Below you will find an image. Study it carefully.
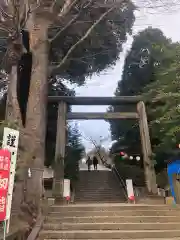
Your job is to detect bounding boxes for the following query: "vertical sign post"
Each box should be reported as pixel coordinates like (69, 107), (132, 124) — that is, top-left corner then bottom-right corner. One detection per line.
(2, 127), (19, 233)
(63, 179), (70, 202)
(126, 179), (135, 203)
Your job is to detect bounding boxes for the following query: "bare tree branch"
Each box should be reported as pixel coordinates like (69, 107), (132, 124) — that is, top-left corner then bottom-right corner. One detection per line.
(58, 0), (78, 18)
(50, 3), (118, 74)
(50, 0), (78, 19)
(30, 0), (42, 13)
(50, 0), (57, 12)
(80, 134), (108, 166)
(20, 0), (42, 28)
(0, 24), (11, 33)
(90, 138), (108, 166)
(49, 0), (98, 43)
(49, 13), (79, 43)
(83, 0), (93, 9)
(0, 4), (13, 20)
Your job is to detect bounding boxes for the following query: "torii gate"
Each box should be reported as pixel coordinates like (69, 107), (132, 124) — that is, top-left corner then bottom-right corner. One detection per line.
(48, 96), (158, 200)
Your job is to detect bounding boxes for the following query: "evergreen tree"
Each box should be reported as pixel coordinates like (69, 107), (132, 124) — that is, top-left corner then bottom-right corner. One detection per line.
(65, 124), (85, 182)
(142, 43), (180, 170)
(109, 27), (172, 167)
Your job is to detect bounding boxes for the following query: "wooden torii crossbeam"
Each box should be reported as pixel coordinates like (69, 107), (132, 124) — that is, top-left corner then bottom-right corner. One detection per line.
(48, 96), (158, 200)
(48, 96), (142, 105)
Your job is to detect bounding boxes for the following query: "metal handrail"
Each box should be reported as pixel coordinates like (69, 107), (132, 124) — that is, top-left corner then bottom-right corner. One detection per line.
(0, 227), (27, 240)
(111, 164), (128, 200)
(26, 182), (53, 240)
(27, 213), (44, 240)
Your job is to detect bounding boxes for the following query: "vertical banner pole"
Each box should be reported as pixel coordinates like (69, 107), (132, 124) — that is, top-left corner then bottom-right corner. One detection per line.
(0, 149), (11, 234)
(126, 179), (135, 203)
(2, 127), (19, 234)
(6, 219), (9, 234)
(3, 220), (6, 240)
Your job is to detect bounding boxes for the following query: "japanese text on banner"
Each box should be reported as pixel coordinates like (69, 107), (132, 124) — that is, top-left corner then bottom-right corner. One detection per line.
(0, 149), (11, 221)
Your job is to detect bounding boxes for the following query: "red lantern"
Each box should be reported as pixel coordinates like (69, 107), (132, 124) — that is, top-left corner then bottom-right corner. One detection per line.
(66, 196), (70, 201)
(129, 195), (135, 201)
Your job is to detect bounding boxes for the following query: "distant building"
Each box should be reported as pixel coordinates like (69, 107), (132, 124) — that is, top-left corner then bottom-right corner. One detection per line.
(43, 167), (54, 192)
(43, 167), (54, 179)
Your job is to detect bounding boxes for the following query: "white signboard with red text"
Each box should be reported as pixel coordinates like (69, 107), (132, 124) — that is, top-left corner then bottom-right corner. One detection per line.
(63, 179), (70, 199)
(126, 179), (135, 202)
(0, 149), (11, 221)
(2, 127), (19, 231)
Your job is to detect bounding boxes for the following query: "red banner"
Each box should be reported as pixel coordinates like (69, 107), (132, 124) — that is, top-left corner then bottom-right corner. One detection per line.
(0, 149), (11, 221)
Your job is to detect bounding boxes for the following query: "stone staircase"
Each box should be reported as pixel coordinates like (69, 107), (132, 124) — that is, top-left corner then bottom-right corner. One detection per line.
(74, 170), (126, 203)
(39, 203), (180, 239)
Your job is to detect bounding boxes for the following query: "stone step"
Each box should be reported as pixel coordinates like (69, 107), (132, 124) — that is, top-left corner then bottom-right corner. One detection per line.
(49, 210), (180, 217)
(78, 180), (115, 182)
(77, 181), (120, 184)
(75, 194), (124, 198)
(77, 186), (116, 189)
(76, 190), (124, 193)
(46, 215), (180, 224)
(75, 192), (124, 195)
(74, 199), (124, 202)
(74, 200), (124, 203)
(77, 181), (114, 183)
(76, 188), (123, 191)
(51, 203), (173, 211)
(77, 182), (120, 185)
(50, 204), (174, 212)
(79, 171), (112, 174)
(39, 229), (180, 239)
(75, 170), (126, 202)
(74, 198), (125, 200)
(74, 196), (123, 199)
(76, 186), (120, 188)
(76, 186), (121, 188)
(43, 238), (180, 240)
(43, 222), (180, 231)
(76, 191), (124, 194)
(75, 194), (124, 197)
(78, 180), (114, 182)
(76, 187), (122, 190)
(74, 196), (124, 200)
(77, 181), (117, 183)
(76, 190), (123, 193)
(75, 192), (123, 195)
(74, 200), (125, 203)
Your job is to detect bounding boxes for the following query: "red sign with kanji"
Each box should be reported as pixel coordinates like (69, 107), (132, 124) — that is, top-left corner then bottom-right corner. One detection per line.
(0, 149), (11, 221)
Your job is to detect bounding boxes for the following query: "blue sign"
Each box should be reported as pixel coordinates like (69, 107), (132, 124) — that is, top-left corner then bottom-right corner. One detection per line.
(167, 160), (180, 203)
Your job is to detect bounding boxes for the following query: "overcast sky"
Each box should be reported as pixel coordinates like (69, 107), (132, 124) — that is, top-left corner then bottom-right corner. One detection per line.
(66, 1), (180, 152)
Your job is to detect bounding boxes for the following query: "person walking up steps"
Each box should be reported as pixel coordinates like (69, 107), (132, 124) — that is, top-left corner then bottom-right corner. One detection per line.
(93, 156), (98, 170)
(86, 156), (92, 172)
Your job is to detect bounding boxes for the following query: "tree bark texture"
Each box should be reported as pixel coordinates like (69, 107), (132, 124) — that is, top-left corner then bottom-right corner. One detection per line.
(25, 16), (49, 209)
(5, 66), (25, 221)
(5, 66), (22, 126)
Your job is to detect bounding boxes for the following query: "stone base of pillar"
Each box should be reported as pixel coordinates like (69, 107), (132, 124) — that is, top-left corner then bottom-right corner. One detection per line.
(55, 196), (64, 204)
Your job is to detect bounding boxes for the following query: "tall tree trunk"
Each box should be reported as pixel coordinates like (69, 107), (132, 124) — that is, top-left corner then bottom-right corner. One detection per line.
(5, 66), (31, 223)
(6, 66), (22, 126)
(4, 16), (48, 224)
(25, 16), (49, 210)
(5, 66), (25, 222)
